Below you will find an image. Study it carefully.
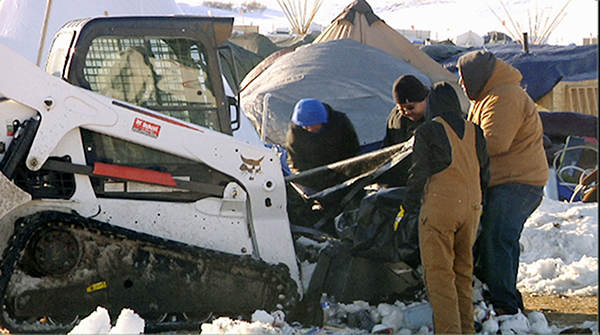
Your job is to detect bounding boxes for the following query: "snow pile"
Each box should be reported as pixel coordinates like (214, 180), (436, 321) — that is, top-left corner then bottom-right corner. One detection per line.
(199, 310), (290, 334)
(68, 307), (144, 334)
(519, 198), (598, 296)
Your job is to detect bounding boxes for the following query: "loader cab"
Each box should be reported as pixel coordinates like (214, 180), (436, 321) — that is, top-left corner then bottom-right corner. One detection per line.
(45, 16), (237, 135)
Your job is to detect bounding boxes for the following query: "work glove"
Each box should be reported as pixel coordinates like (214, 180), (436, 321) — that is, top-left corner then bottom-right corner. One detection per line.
(394, 205), (405, 231)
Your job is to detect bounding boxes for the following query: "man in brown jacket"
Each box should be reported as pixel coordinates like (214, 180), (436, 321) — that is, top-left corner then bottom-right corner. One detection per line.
(401, 82), (489, 334)
(458, 50), (549, 322)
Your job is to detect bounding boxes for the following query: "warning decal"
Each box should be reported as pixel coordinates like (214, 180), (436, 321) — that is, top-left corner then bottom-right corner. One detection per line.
(132, 118), (161, 138)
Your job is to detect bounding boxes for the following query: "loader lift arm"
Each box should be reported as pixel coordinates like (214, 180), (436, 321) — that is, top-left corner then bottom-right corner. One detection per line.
(0, 16), (302, 333)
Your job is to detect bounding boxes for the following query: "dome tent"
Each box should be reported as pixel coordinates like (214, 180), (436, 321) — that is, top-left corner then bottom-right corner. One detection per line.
(240, 38), (432, 146)
(454, 30), (485, 48)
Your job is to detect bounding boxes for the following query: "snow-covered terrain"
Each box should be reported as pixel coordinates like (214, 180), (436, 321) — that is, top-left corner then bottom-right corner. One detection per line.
(175, 0), (598, 45)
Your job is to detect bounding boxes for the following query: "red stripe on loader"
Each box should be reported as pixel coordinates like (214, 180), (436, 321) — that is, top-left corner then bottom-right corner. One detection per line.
(93, 162), (178, 187)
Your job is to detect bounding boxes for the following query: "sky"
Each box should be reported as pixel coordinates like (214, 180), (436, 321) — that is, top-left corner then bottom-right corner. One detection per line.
(68, 196), (597, 334)
(175, 0), (599, 45)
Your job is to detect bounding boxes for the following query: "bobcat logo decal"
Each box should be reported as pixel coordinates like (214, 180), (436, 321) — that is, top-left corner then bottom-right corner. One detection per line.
(239, 155), (264, 180)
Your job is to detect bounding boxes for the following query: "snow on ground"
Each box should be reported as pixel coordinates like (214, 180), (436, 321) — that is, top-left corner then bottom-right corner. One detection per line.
(519, 198), (598, 297)
(70, 197), (598, 334)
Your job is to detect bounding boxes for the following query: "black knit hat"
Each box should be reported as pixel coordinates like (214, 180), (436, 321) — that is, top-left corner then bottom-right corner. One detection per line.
(392, 74), (430, 104)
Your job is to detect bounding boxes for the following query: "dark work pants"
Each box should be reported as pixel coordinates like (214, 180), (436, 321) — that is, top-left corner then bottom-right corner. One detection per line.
(474, 183), (544, 314)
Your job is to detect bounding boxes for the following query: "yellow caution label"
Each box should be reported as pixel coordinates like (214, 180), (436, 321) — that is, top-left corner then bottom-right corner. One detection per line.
(86, 281), (107, 293)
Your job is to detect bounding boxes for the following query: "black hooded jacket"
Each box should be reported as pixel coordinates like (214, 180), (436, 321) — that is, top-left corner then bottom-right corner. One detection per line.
(402, 82), (490, 215)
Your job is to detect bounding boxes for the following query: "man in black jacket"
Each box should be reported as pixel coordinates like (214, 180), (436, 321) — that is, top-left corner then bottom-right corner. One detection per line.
(383, 74), (430, 147)
(378, 74), (430, 187)
(285, 98), (360, 173)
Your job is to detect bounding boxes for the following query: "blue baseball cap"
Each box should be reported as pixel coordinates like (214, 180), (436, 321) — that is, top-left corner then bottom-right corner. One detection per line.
(291, 98), (328, 127)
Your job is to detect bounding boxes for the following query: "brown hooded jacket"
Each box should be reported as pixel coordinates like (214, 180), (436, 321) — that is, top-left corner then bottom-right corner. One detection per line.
(459, 56), (548, 187)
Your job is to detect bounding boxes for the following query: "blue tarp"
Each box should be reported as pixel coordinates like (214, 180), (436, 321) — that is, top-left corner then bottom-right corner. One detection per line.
(426, 43), (598, 101)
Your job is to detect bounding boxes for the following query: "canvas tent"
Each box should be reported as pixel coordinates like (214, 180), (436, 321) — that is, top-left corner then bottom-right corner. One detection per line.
(313, 0), (469, 111)
(454, 30), (484, 48)
(229, 33), (314, 58)
(226, 33), (315, 91)
(219, 41), (265, 91)
(239, 38), (432, 146)
(228, 33), (283, 58)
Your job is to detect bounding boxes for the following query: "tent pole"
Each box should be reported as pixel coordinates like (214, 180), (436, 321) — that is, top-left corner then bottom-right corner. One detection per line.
(36, 0), (53, 67)
(522, 32), (529, 53)
(261, 93), (272, 143)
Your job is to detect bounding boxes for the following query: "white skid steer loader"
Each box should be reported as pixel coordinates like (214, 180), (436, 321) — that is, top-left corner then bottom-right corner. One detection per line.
(0, 15), (423, 333)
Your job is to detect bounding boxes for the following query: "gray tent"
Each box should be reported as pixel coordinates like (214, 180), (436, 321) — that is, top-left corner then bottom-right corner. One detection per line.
(240, 38), (432, 146)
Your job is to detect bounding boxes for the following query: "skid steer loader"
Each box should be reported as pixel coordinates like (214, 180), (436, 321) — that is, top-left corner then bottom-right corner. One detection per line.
(0, 15), (423, 333)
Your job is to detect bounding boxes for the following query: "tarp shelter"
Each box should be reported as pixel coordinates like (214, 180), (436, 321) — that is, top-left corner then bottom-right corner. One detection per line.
(228, 33), (315, 58)
(454, 30), (484, 48)
(227, 33), (315, 91)
(240, 38), (432, 146)
(219, 41), (264, 91)
(231, 33), (315, 92)
(313, 0), (469, 111)
(437, 43), (598, 106)
(483, 31), (513, 44)
(228, 33), (282, 58)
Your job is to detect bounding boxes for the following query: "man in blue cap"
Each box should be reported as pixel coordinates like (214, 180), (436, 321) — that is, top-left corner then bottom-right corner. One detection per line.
(285, 98), (360, 173)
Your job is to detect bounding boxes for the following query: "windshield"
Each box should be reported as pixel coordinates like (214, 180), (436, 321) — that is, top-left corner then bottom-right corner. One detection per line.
(83, 36), (222, 131)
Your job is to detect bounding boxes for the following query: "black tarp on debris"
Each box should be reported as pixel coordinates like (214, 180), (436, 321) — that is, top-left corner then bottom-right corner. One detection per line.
(286, 141), (413, 237)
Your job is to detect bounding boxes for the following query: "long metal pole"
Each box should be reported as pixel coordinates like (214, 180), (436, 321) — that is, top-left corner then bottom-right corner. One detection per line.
(261, 93), (272, 143)
(36, 0), (53, 67)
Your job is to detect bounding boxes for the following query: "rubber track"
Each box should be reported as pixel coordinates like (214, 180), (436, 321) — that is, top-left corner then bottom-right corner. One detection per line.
(0, 211), (298, 333)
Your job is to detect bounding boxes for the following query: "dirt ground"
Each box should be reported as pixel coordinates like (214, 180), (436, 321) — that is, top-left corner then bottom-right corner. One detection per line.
(523, 294), (598, 331)
(1, 294), (597, 334)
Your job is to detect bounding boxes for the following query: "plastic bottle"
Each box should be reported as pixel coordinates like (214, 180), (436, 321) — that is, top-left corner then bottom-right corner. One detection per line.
(403, 302), (433, 330)
(320, 293), (338, 325)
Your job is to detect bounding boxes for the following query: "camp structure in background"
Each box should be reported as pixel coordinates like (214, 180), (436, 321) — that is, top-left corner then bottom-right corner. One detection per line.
(239, 0), (477, 148)
(312, 0), (469, 111)
(435, 43), (598, 117)
(225, 32), (315, 90)
(277, 0), (323, 35)
(454, 30), (485, 48)
(240, 38), (432, 147)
